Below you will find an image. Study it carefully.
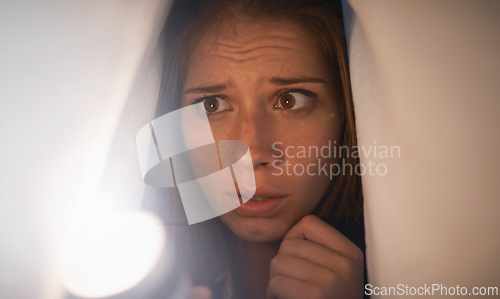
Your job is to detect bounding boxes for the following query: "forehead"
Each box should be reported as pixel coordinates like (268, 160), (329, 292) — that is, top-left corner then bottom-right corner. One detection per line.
(185, 18), (331, 86)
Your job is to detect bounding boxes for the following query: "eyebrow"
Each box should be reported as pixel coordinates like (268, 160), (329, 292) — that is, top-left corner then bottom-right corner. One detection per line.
(184, 84), (228, 94)
(269, 76), (326, 85)
(183, 76), (326, 94)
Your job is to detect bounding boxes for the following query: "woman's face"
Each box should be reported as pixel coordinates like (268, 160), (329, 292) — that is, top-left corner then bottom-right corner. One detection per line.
(181, 18), (341, 242)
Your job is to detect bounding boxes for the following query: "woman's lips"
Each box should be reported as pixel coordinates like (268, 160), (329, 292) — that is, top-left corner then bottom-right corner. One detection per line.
(234, 196), (286, 217)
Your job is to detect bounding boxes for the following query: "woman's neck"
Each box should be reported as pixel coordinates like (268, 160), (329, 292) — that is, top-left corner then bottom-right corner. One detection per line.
(233, 238), (281, 299)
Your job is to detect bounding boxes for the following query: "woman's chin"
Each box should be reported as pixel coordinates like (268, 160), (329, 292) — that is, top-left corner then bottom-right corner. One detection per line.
(220, 213), (290, 242)
(233, 229), (283, 243)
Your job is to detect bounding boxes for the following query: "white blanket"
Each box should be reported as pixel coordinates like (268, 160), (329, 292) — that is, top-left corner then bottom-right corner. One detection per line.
(343, 0), (500, 295)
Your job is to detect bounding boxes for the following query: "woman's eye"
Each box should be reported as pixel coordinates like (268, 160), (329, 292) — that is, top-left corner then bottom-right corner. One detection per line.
(195, 96), (232, 114)
(275, 91), (313, 110)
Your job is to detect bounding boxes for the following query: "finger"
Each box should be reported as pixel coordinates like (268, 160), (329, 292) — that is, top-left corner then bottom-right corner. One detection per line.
(190, 285), (213, 299)
(278, 237), (363, 276)
(269, 254), (337, 287)
(266, 275), (325, 299)
(284, 215), (362, 259)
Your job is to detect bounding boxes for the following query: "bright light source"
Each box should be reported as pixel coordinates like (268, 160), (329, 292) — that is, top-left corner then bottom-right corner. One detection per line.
(60, 211), (167, 298)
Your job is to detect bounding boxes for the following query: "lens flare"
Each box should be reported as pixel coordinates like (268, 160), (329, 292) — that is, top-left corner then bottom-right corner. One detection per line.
(60, 211), (166, 298)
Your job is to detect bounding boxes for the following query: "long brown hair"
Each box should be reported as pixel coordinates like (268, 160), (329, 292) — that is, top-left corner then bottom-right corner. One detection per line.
(158, 0), (363, 224)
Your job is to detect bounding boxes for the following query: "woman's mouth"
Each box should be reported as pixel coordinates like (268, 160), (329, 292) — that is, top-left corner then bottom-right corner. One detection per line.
(250, 196), (270, 202)
(234, 194), (286, 217)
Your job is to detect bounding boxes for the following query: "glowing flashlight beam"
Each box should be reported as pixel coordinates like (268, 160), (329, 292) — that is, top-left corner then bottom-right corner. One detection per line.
(60, 211), (167, 298)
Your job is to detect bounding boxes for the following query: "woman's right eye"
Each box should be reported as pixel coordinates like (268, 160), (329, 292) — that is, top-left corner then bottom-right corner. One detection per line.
(193, 96), (232, 114)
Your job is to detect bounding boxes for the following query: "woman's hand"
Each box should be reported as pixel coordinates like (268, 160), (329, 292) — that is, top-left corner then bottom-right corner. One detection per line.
(266, 215), (364, 299)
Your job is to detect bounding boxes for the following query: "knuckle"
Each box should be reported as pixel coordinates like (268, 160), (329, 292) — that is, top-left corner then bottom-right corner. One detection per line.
(267, 275), (282, 289)
(332, 255), (353, 277)
(301, 214), (318, 225)
(338, 254), (363, 278)
(323, 269), (339, 284)
(280, 238), (294, 249)
(346, 256), (358, 272)
(352, 246), (364, 263)
(279, 238), (301, 253)
(269, 255), (282, 269)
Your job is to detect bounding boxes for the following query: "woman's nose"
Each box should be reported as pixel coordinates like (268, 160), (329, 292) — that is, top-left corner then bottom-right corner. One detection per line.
(225, 110), (278, 170)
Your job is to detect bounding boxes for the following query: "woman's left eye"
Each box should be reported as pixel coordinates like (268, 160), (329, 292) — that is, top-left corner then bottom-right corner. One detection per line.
(274, 91), (314, 110)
